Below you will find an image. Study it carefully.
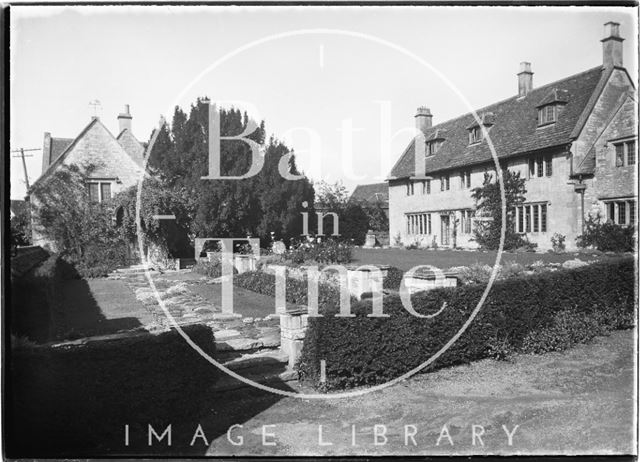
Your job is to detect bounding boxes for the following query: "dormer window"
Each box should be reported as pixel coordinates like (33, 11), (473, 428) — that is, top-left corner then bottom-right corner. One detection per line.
(537, 88), (568, 127)
(469, 126), (482, 144)
(538, 105), (557, 125)
(467, 113), (494, 145)
(426, 140), (440, 156)
(425, 129), (446, 156)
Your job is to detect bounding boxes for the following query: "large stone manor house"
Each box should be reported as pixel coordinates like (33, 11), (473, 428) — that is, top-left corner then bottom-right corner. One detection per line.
(387, 22), (637, 250)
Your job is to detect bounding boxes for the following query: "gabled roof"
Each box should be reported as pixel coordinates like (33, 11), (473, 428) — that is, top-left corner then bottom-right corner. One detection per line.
(389, 66), (608, 180)
(350, 182), (389, 207)
(30, 117), (144, 191)
(573, 90), (637, 176)
(48, 137), (74, 166)
(116, 128), (145, 167)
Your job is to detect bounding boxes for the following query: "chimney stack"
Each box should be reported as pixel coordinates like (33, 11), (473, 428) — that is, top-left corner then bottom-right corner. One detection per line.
(601, 21), (624, 68)
(415, 106), (433, 134)
(117, 104), (133, 134)
(517, 62), (533, 97)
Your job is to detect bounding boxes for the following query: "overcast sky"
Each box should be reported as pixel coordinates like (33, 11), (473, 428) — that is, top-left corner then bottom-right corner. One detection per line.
(10, 5), (638, 199)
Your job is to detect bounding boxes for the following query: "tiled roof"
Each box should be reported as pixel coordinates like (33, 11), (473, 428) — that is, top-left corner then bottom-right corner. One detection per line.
(350, 182), (389, 207)
(48, 137), (74, 166)
(389, 66), (609, 179)
(574, 90), (636, 176)
(116, 128), (145, 167)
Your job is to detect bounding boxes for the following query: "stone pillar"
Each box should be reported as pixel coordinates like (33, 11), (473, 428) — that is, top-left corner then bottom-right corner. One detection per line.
(280, 310), (308, 369)
(345, 265), (390, 300)
(233, 255), (256, 274)
(404, 270), (458, 295)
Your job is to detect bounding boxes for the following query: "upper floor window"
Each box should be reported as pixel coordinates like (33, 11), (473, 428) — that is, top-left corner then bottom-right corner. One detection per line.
(615, 139), (636, 167)
(537, 89), (568, 127)
(538, 105), (557, 125)
(468, 126), (482, 144)
(426, 141), (441, 156)
(406, 181), (415, 196)
(440, 175), (450, 191)
(460, 171), (471, 189)
(422, 179), (431, 195)
(528, 155), (553, 178)
(87, 181), (112, 203)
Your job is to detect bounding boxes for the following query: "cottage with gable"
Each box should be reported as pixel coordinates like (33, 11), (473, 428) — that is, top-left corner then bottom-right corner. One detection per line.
(387, 22), (637, 251)
(30, 105), (148, 248)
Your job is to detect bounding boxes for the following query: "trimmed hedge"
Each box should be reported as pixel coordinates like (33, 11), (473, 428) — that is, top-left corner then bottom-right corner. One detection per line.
(234, 270), (352, 309)
(7, 325), (218, 457)
(297, 258), (635, 391)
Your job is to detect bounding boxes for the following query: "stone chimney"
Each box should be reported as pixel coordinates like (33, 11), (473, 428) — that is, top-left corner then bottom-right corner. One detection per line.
(42, 132), (52, 173)
(517, 62), (533, 97)
(415, 106), (433, 134)
(601, 21), (624, 68)
(117, 104), (133, 134)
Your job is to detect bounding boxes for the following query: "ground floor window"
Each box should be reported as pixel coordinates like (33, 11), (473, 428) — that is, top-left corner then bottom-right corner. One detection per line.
(460, 209), (474, 234)
(515, 203), (548, 234)
(406, 213), (432, 235)
(606, 199), (637, 226)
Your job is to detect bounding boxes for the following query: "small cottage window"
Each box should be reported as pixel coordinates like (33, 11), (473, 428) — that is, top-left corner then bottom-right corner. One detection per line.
(468, 126), (482, 144)
(87, 181), (113, 203)
(538, 105), (557, 125)
(614, 139), (636, 167)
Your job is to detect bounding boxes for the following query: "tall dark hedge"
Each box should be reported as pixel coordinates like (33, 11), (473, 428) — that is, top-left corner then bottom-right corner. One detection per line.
(297, 258), (635, 391)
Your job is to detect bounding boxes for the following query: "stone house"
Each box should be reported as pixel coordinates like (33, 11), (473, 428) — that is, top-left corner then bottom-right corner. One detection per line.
(349, 182), (389, 218)
(29, 105), (148, 248)
(387, 22), (637, 251)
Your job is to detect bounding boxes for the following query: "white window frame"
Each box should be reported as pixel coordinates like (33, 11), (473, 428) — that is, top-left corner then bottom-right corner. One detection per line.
(515, 202), (548, 234)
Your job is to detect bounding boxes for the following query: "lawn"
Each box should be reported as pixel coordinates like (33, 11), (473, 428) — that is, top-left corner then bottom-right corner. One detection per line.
(352, 248), (615, 272)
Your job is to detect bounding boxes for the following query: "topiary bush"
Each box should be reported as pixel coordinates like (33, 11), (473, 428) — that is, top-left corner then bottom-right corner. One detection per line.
(297, 258), (635, 391)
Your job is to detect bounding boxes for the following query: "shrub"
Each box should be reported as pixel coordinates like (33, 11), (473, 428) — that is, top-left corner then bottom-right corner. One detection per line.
(577, 213), (635, 252)
(382, 266), (404, 291)
(192, 257), (238, 278)
(297, 258), (634, 391)
(234, 270), (351, 309)
(284, 238), (353, 265)
(551, 233), (566, 252)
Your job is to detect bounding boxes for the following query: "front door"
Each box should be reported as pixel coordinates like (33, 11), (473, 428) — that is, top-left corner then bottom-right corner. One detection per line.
(440, 215), (450, 246)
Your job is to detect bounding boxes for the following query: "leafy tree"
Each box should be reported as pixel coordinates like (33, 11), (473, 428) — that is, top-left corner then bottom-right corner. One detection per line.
(114, 177), (194, 259)
(10, 207), (32, 247)
(29, 164), (128, 275)
(471, 169), (528, 250)
(360, 202), (388, 233)
(315, 181), (371, 245)
(146, 98), (315, 247)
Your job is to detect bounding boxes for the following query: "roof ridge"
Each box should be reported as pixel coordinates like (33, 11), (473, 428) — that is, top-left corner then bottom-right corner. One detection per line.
(422, 66), (604, 133)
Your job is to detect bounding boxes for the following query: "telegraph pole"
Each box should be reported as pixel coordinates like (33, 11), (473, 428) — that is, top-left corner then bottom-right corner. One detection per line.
(11, 147), (40, 191)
